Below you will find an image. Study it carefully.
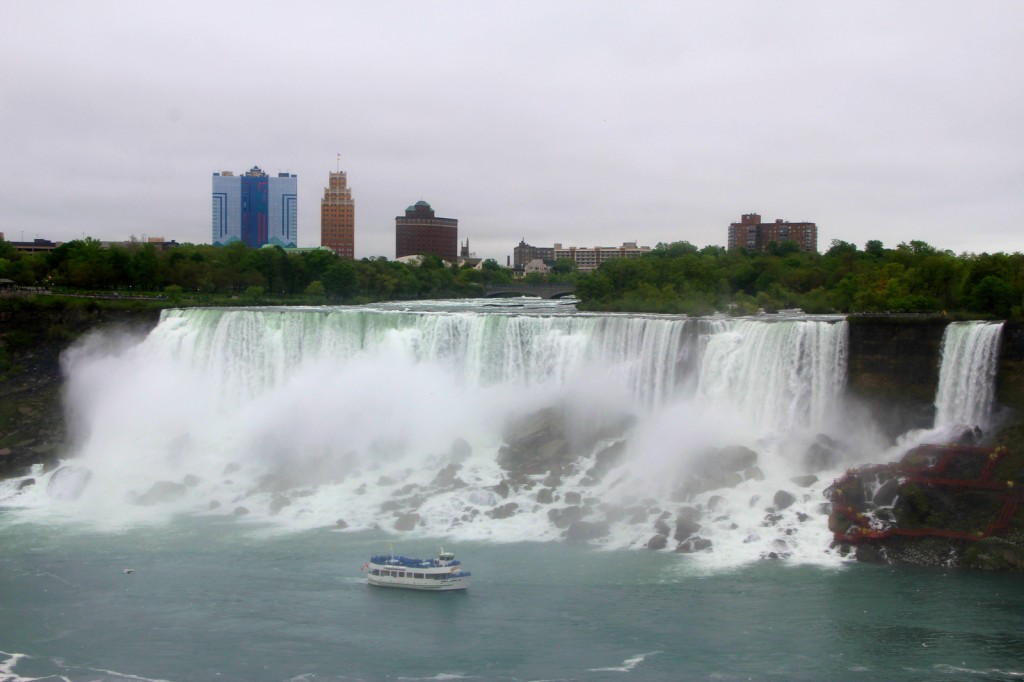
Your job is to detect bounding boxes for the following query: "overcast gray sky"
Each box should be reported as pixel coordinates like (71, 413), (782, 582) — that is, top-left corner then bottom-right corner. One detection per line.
(2, 1), (1022, 263)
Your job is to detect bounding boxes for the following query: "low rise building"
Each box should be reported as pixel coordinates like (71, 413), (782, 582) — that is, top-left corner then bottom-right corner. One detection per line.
(552, 241), (651, 272)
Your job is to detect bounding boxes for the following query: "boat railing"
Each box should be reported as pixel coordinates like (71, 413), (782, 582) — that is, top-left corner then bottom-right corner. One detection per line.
(369, 555), (461, 568)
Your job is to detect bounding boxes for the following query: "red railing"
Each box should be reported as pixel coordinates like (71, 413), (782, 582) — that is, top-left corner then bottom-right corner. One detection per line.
(830, 445), (1018, 544)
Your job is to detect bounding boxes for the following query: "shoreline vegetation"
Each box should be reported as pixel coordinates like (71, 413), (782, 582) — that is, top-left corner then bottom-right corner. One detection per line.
(1, 236), (1022, 318)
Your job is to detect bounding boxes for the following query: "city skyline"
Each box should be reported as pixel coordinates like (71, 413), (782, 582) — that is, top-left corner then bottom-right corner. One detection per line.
(2, 2), (1023, 264)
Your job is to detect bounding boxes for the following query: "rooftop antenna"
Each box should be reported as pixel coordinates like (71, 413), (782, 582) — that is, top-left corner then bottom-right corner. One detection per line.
(336, 153), (341, 172)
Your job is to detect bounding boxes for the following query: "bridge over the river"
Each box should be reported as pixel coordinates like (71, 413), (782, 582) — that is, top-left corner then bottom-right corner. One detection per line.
(482, 284), (575, 299)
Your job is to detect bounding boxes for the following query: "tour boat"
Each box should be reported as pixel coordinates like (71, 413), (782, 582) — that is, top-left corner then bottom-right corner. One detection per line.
(363, 547), (471, 591)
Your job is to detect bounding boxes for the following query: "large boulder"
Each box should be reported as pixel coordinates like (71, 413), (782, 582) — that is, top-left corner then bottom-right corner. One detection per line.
(548, 505), (584, 529)
(583, 440), (628, 484)
(498, 408), (572, 477)
(673, 445), (760, 500)
(46, 465), (92, 500)
(393, 513), (420, 531)
(565, 520), (610, 543)
(449, 438), (473, 463)
(134, 480), (187, 506)
(773, 490), (797, 511)
(486, 502), (519, 520)
(804, 435), (842, 473)
(674, 506), (702, 541)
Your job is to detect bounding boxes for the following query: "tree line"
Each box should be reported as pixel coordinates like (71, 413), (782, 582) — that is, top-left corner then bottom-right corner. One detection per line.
(0, 239), (513, 303)
(2, 236), (1022, 317)
(574, 239), (1024, 318)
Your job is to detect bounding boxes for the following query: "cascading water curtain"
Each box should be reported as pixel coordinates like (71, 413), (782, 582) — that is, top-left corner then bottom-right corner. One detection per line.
(933, 321), (1005, 429)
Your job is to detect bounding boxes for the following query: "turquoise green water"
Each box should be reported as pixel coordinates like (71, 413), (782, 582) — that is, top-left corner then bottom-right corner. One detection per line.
(2, 516), (1022, 681)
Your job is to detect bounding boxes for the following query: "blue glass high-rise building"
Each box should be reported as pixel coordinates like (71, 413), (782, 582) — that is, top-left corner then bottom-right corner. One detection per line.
(212, 166), (297, 248)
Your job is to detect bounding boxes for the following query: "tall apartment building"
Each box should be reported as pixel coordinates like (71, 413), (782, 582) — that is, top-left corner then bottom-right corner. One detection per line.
(552, 242), (651, 272)
(513, 239), (555, 271)
(395, 201), (458, 262)
(727, 213), (817, 253)
(320, 170), (355, 258)
(212, 166), (297, 248)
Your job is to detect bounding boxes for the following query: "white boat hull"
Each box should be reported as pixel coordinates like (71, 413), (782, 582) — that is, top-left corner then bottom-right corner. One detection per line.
(366, 573), (469, 591)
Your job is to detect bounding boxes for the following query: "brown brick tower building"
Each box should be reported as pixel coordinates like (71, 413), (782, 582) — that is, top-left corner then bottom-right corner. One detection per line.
(320, 170), (355, 258)
(727, 213), (817, 253)
(395, 200), (458, 262)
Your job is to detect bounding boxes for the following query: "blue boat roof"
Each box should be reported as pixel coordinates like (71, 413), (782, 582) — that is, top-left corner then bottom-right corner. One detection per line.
(369, 555), (461, 568)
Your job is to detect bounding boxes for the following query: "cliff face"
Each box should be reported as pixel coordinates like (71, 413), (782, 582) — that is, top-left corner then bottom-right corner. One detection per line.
(0, 303), (161, 477)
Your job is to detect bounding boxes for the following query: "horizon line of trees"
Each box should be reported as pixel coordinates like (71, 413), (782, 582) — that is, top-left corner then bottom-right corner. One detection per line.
(0, 239), (515, 302)
(574, 238), (1024, 318)
(2, 236), (1022, 317)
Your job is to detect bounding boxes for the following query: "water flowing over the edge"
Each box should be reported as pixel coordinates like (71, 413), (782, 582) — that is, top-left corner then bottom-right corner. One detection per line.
(934, 321), (1005, 430)
(0, 303), (1003, 568)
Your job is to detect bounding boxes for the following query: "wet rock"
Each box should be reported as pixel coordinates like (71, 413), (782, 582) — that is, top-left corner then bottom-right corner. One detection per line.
(654, 517), (671, 537)
(676, 537), (712, 553)
(233, 506), (249, 516)
(46, 465), (92, 500)
(565, 520), (610, 543)
(773, 490), (797, 511)
(548, 505), (584, 529)
(135, 480), (187, 506)
(183, 474), (201, 488)
(718, 445), (758, 472)
(491, 479), (511, 499)
(498, 408), (572, 476)
(432, 463), (462, 488)
(873, 478), (900, 507)
(542, 470), (562, 487)
(394, 483), (418, 496)
(674, 506), (702, 541)
(855, 544), (887, 564)
(804, 435), (841, 473)
(335, 519), (349, 529)
(487, 502), (519, 520)
(675, 446), (758, 499)
(603, 506), (626, 523)
(536, 488), (554, 504)
(17, 477), (36, 490)
(584, 440), (627, 483)
(647, 534), (668, 550)
(707, 495), (725, 512)
(208, 500), (221, 510)
(449, 438), (472, 463)
(744, 466), (765, 481)
(626, 506), (647, 524)
(564, 491), (582, 506)
(790, 475), (818, 488)
(394, 513), (420, 531)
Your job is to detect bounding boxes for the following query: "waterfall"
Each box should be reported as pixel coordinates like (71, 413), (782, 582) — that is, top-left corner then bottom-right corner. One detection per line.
(934, 321), (1005, 430)
(697, 319), (848, 434)
(4, 303), (860, 566)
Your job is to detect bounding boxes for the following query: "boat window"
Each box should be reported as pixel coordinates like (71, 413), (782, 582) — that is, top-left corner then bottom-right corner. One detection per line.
(371, 569), (379, 576)
(414, 573), (424, 579)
